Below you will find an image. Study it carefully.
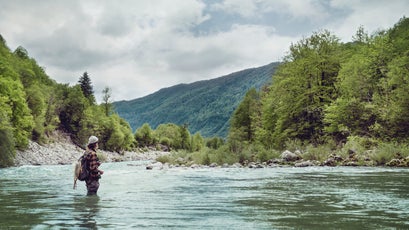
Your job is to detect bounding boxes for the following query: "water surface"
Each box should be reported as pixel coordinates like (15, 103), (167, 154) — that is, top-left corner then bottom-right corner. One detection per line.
(1, 162), (408, 229)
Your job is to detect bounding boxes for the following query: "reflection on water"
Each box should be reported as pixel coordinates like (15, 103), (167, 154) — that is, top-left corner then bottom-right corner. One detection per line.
(0, 163), (408, 229)
(73, 195), (100, 229)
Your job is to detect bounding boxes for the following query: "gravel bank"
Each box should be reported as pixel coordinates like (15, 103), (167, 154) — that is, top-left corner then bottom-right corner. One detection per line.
(14, 132), (169, 166)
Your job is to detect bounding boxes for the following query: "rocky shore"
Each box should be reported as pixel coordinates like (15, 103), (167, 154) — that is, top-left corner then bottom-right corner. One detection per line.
(13, 132), (169, 167)
(13, 132), (408, 169)
(146, 149), (409, 170)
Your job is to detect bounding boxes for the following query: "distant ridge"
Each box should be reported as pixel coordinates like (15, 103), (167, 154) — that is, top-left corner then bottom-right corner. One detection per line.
(113, 62), (279, 137)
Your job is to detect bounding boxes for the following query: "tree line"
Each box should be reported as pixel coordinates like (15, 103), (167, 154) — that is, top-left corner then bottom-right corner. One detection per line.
(2, 17), (409, 167)
(0, 36), (136, 166)
(225, 17), (409, 165)
(0, 33), (219, 167)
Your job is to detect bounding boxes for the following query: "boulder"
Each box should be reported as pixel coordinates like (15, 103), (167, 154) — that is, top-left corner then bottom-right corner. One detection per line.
(295, 160), (316, 167)
(231, 163), (243, 168)
(323, 157), (337, 166)
(248, 163), (264, 168)
(323, 154), (343, 166)
(146, 161), (163, 170)
(386, 159), (401, 167)
(281, 150), (301, 162)
(343, 161), (359, 166)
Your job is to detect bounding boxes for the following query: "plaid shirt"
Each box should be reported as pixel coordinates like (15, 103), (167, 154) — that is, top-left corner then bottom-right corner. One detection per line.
(86, 150), (101, 180)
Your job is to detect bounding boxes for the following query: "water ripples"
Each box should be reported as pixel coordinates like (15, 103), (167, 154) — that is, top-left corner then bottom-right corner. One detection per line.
(1, 163), (409, 229)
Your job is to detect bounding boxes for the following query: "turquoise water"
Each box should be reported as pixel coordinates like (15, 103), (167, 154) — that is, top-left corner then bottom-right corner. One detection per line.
(1, 161), (408, 229)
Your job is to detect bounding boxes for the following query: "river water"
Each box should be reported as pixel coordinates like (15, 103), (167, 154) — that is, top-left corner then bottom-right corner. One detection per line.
(1, 161), (408, 229)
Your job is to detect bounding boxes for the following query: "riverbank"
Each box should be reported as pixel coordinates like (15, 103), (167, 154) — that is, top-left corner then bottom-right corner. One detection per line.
(13, 132), (169, 166)
(13, 131), (409, 168)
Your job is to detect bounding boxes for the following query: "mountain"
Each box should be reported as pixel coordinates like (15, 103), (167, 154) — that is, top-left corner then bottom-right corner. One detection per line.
(113, 62), (279, 137)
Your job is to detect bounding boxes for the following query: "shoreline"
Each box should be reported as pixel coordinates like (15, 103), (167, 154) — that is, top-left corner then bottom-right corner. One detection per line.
(14, 139), (169, 167)
(14, 140), (409, 169)
(12, 131), (409, 169)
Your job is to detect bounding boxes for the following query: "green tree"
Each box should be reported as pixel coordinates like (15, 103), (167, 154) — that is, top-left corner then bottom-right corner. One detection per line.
(155, 123), (183, 150)
(375, 17), (409, 140)
(190, 132), (204, 152)
(323, 37), (382, 142)
(180, 124), (191, 150)
(229, 88), (260, 142)
(104, 114), (134, 152)
(205, 136), (224, 149)
(78, 72), (95, 103)
(58, 85), (89, 142)
(14, 46), (29, 59)
(0, 96), (15, 167)
(25, 84), (47, 142)
(380, 48), (409, 139)
(135, 123), (154, 147)
(0, 65), (34, 149)
(43, 88), (60, 136)
(260, 30), (341, 148)
(102, 87), (113, 116)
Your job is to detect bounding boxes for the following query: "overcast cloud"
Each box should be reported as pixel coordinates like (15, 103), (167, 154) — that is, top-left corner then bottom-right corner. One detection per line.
(1, 0), (408, 102)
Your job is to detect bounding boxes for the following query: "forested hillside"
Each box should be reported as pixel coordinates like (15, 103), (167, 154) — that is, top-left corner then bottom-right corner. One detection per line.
(3, 16), (409, 168)
(113, 62), (279, 137)
(224, 17), (409, 166)
(0, 35), (134, 167)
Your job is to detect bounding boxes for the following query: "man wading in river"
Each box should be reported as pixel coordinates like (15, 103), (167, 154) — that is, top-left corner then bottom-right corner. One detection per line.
(84, 135), (104, 195)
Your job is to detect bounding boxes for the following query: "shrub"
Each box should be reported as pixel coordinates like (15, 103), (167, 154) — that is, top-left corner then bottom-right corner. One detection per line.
(336, 136), (369, 158)
(255, 144), (280, 162)
(370, 142), (409, 165)
(304, 144), (332, 162)
(156, 154), (171, 164)
(284, 139), (304, 152)
(214, 145), (237, 165)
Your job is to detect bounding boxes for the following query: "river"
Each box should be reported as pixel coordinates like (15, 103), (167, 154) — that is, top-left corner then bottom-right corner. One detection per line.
(1, 161), (408, 229)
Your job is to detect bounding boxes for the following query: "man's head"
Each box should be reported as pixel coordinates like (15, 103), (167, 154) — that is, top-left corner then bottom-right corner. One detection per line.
(87, 135), (99, 151)
(88, 135), (98, 145)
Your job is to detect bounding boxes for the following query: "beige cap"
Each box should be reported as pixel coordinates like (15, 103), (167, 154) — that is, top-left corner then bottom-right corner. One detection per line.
(87, 135), (99, 145)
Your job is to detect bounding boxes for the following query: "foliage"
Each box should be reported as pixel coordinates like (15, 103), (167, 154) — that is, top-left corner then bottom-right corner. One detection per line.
(205, 136), (225, 149)
(78, 72), (95, 103)
(0, 97), (15, 167)
(303, 144), (333, 162)
(259, 30), (341, 148)
(230, 88), (260, 143)
(135, 123), (155, 147)
(154, 123), (183, 150)
(156, 154), (172, 164)
(370, 142), (409, 165)
(4, 17), (409, 167)
(103, 114), (134, 152)
(102, 87), (113, 116)
(113, 62), (279, 137)
(0, 64), (34, 149)
(220, 17), (409, 165)
(190, 132), (204, 152)
(0, 36), (136, 166)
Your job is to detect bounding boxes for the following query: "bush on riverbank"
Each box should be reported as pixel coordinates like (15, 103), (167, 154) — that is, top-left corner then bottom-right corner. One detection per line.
(156, 136), (409, 168)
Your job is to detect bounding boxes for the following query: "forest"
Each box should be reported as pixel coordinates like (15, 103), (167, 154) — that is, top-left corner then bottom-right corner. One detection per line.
(1, 17), (409, 167)
(0, 36), (136, 167)
(159, 17), (409, 167)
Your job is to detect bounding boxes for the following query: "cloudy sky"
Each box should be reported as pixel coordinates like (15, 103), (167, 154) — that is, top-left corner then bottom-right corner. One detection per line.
(1, 0), (408, 102)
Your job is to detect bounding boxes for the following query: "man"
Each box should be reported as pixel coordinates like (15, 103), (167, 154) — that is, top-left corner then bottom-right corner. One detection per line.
(85, 135), (104, 195)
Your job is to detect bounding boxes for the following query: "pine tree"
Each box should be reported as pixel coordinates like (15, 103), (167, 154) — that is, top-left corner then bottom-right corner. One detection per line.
(78, 72), (95, 103)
